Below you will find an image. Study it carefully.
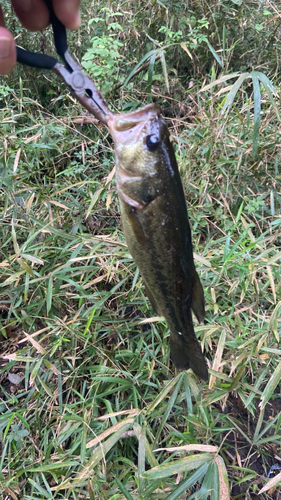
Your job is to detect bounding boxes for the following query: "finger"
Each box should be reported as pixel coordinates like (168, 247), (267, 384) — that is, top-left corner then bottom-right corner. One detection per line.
(12, 0), (50, 31)
(0, 27), (16, 75)
(53, 0), (81, 30)
(12, 0), (81, 31)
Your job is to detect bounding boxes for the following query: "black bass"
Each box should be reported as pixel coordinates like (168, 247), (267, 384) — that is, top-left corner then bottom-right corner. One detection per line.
(107, 104), (208, 380)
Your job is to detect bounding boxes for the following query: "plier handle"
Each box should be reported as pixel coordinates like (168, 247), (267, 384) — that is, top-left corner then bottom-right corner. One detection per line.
(16, 0), (113, 125)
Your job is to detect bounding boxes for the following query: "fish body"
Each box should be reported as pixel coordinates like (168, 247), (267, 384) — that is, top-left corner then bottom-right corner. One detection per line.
(108, 104), (208, 380)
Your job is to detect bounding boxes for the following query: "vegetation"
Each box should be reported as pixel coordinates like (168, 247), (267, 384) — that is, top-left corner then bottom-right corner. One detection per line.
(0, 0), (281, 498)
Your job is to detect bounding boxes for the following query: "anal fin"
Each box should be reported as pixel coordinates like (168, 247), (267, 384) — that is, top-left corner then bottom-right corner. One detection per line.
(191, 270), (205, 323)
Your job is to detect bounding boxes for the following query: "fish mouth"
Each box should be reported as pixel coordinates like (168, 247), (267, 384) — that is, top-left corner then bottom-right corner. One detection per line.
(107, 103), (161, 146)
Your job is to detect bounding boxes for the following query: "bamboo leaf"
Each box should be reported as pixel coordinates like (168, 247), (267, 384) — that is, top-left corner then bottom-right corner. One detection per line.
(266, 265), (276, 305)
(200, 73), (240, 92)
(165, 463), (209, 500)
(18, 259), (35, 277)
(142, 453), (213, 480)
(268, 300), (281, 342)
(147, 51), (157, 97)
(253, 407), (265, 444)
(26, 461), (80, 472)
(122, 49), (158, 88)
(88, 479), (95, 500)
(154, 444), (218, 453)
(153, 373), (183, 445)
(37, 375), (54, 398)
(199, 461), (219, 500)
(78, 420), (134, 483)
(266, 251), (281, 265)
(207, 42), (223, 68)
(11, 220), (20, 254)
(85, 187), (104, 219)
(138, 424), (146, 494)
(259, 362), (281, 410)
(215, 456), (230, 500)
(159, 49), (169, 92)
(23, 331), (46, 354)
(255, 71), (281, 120)
(134, 422), (159, 468)
(254, 71), (277, 95)
(86, 417), (135, 449)
(147, 372), (182, 413)
(221, 72), (250, 115)
(251, 71), (261, 158)
(47, 275), (53, 314)
(210, 329), (226, 387)
(115, 477), (134, 500)
(21, 254), (44, 265)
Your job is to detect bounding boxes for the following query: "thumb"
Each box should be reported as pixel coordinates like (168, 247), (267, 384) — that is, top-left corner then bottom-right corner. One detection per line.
(0, 27), (16, 75)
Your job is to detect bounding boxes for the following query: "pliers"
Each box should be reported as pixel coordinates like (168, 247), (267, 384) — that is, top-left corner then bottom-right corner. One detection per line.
(16, 0), (112, 125)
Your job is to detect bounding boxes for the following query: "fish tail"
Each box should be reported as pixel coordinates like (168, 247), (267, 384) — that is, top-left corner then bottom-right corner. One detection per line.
(191, 270), (205, 323)
(169, 314), (208, 380)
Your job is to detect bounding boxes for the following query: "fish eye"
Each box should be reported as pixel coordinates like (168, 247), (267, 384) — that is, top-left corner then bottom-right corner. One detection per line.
(146, 134), (160, 151)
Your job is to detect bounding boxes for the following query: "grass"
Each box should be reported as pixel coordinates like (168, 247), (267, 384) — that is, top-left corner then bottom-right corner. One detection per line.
(1, 1), (281, 499)
(1, 86), (281, 499)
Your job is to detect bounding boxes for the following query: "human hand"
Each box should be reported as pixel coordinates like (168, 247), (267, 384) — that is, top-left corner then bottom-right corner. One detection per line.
(0, 0), (81, 75)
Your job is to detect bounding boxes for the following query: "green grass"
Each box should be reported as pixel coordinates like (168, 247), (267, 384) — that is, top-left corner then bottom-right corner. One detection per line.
(1, 84), (281, 498)
(1, 1), (281, 498)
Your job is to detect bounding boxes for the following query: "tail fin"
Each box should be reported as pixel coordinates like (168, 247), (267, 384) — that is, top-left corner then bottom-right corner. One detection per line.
(169, 312), (208, 380)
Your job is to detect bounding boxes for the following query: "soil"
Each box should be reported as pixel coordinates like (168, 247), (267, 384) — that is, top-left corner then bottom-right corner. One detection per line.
(218, 393), (281, 499)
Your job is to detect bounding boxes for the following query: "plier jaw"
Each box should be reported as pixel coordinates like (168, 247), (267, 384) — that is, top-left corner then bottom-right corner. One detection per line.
(16, 0), (113, 126)
(52, 50), (113, 125)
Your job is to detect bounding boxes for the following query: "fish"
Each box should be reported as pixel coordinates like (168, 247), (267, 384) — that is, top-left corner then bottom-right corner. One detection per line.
(107, 103), (208, 380)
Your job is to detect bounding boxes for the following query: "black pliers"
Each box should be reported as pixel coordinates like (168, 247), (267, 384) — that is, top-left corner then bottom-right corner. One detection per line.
(16, 0), (112, 125)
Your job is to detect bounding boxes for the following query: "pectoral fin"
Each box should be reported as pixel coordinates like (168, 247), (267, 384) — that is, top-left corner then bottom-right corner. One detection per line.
(124, 204), (146, 245)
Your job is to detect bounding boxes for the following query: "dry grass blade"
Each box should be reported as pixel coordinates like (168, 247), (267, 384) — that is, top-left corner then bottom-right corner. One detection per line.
(86, 416), (135, 449)
(215, 456), (230, 500)
(154, 444), (218, 453)
(22, 331), (46, 354)
(209, 329), (226, 388)
(258, 471), (281, 494)
(200, 73), (240, 92)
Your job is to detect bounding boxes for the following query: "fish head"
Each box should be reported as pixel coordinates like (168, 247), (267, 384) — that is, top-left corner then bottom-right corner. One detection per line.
(108, 104), (172, 208)
(107, 103), (169, 178)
